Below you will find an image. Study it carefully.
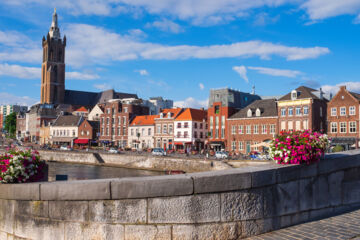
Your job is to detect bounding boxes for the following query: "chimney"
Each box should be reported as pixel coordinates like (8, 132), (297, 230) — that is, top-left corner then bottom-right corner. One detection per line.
(330, 93), (333, 100)
(319, 87), (323, 100)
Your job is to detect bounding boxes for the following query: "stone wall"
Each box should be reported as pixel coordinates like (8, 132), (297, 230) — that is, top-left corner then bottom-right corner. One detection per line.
(0, 150), (359, 239)
(37, 150), (231, 172)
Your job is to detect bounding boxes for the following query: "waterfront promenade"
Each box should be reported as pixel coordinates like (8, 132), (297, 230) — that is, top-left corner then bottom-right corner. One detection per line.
(248, 208), (360, 240)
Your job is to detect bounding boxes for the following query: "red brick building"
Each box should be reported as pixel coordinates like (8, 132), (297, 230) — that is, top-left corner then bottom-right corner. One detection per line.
(99, 99), (149, 147)
(0, 114), (3, 130)
(277, 86), (328, 133)
(327, 86), (360, 150)
(207, 88), (261, 151)
(76, 119), (100, 145)
(227, 99), (278, 154)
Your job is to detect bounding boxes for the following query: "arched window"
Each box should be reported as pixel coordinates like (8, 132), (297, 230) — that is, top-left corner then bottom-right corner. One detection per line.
(247, 109), (252, 117)
(255, 108), (261, 117)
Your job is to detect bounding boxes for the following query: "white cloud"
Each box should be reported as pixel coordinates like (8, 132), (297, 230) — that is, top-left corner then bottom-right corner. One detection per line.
(174, 97), (208, 109)
(93, 83), (111, 90)
(146, 19), (184, 33)
(0, 63), (99, 80)
(233, 65), (249, 83)
(321, 81), (360, 95)
(253, 13), (280, 26)
(248, 66), (303, 77)
(0, 92), (37, 106)
(301, 0), (360, 21)
(199, 83), (205, 90)
(64, 24), (329, 67)
(135, 69), (149, 76)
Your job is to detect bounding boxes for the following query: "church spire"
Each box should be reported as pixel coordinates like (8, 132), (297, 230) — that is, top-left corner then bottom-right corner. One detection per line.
(49, 8), (61, 40)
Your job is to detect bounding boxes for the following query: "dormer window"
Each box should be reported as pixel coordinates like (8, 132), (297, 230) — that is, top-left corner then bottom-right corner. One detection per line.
(291, 90), (297, 100)
(255, 108), (261, 117)
(160, 113), (164, 118)
(167, 112), (172, 118)
(247, 109), (252, 117)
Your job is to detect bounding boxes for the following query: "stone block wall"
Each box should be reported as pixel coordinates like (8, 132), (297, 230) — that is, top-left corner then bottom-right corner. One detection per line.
(0, 150), (359, 239)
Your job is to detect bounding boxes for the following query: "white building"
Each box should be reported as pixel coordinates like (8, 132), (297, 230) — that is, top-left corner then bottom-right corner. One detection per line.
(128, 115), (158, 150)
(88, 104), (104, 121)
(174, 108), (207, 152)
(50, 115), (83, 146)
(0, 104), (28, 128)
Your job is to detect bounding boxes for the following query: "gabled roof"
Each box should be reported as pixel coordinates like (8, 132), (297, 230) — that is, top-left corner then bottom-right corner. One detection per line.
(158, 108), (183, 119)
(74, 106), (88, 112)
(52, 115), (83, 127)
(279, 86), (320, 101)
(130, 115), (158, 126)
(83, 119), (99, 129)
(230, 99), (278, 119)
(175, 108), (207, 121)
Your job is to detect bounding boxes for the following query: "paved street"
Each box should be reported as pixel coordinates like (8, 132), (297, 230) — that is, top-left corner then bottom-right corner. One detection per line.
(248, 209), (360, 240)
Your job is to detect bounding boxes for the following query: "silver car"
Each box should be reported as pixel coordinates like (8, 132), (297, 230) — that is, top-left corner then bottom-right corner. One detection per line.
(152, 148), (167, 156)
(215, 151), (228, 159)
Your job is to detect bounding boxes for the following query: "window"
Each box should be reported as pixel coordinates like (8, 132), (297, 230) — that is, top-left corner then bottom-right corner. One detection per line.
(349, 106), (356, 115)
(81, 130), (84, 136)
(184, 122), (189, 128)
(340, 122), (346, 133)
(239, 141), (243, 151)
(215, 116), (219, 128)
(200, 132), (203, 138)
(231, 141), (236, 151)
(288, 108), (293, 116)
(148, 128), (151, 135)
(255, 108), (261, 117)
(291, 90), (297, 100)
(177, 132), (181, 138)
(118, 127), (121, 136)
(184, 131), (188, 138)
(194, 131), (198, 138)
(177, 122), (181, 128)
(142, 128), (145, 136)
(200, 123), (203, 129)
(156, 124), (161, 134)
(101, 128), (104, 136)
(340, 107), (346, 116)
(281, 121), (286, 131)
(163, 124), (167, 134)
(123, 116), (126, 125)
(215, 129), (219, 139)
(270, 124), (276, 134)
(253, 142), (259, 151)
(303, 106), (309, 115)
(221, 116), (225, 139)
(169, 124), (173, 133)
(296, 107), (301, 116)
(106, 117), (109, 125)
(123, 127), (126, 135)
(107, 108), (110, 114)
(246, 125), (251, 134)
(112, 127), (115, 135)
(101, 117), (104, 125)
(72, 130), (75, 136)
(210, 117), (213, 126)
(221, 128), (225, 139)
(118, 117), (121, 124)
(320, 107), (323, 117)
(349, 122), (356, 133)
(331, 122), (337, 133)
(262, 125), (267, 134)
(295, 121), (301, 130)
(238, 125), (243, 134)
(254, 125), (259, 134)
(215, 106), (220, 114)
(247, 109), (252, 117)
(303, 120), (309, 130)
(331, 108), (337, 116)
(281, 108), (286, 116)
(231, 125), (236, 135)
(131, 129), (134, 136)
(124, 107), (128, 113)
(194, 123), (197, 129)
(288, 121), (293, 130)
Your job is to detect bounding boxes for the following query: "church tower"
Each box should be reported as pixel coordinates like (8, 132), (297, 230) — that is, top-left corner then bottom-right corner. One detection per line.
(40, 8), (66, 104)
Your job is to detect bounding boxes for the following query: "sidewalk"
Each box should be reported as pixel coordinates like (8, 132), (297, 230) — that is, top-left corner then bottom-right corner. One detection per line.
(247, 208), (360, 240)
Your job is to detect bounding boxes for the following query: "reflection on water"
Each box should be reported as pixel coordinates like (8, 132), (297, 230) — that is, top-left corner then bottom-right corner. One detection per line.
(47, 161), (164, 181)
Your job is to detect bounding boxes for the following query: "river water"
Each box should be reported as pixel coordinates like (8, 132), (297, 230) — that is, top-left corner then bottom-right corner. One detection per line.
(47, 161), (164, 181)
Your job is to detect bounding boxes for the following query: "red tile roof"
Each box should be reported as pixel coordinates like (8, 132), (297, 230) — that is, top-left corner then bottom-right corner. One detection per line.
(176, 108), (207, 121)
(74, 106), (88, 112)
(130, 115), (158, 126)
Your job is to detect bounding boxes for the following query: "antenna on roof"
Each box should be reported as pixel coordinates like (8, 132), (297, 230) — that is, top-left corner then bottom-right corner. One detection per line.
(251, 85), (255, 95)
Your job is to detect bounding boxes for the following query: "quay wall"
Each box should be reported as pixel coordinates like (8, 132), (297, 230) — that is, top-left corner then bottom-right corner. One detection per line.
(37, 150), (232, 172)
(0, 150), (359, 239)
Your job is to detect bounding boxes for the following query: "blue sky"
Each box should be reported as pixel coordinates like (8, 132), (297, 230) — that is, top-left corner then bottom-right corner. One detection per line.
(0, 0), (360, 107)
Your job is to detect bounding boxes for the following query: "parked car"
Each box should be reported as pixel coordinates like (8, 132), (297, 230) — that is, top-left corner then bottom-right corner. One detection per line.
(60, 145), (72, 151)
(215, 151), (229, 159)
(152, 148), (167, 156)
(108, 148), (119, 154)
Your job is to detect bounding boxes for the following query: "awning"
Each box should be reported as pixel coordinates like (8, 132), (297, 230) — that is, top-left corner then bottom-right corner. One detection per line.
(174, 142), (184, 145)
(74, 139), (89, 144)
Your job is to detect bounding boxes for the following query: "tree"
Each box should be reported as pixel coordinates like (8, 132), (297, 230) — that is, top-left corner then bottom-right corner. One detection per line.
(4, 112), (17, 136)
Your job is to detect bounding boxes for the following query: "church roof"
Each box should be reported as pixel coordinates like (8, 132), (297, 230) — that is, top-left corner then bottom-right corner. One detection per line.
(64, 89), (138, 107)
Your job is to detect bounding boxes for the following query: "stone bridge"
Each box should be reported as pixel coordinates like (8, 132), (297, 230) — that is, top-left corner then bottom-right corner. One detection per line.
(0, 150), (359, 239)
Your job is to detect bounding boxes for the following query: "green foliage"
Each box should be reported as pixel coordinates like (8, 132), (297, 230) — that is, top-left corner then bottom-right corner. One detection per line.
(332, 145), (344, 153)
(4, 112), (16, 136)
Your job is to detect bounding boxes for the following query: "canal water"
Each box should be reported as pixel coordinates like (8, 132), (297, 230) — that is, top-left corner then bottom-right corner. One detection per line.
(47, 161), (165, 181)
